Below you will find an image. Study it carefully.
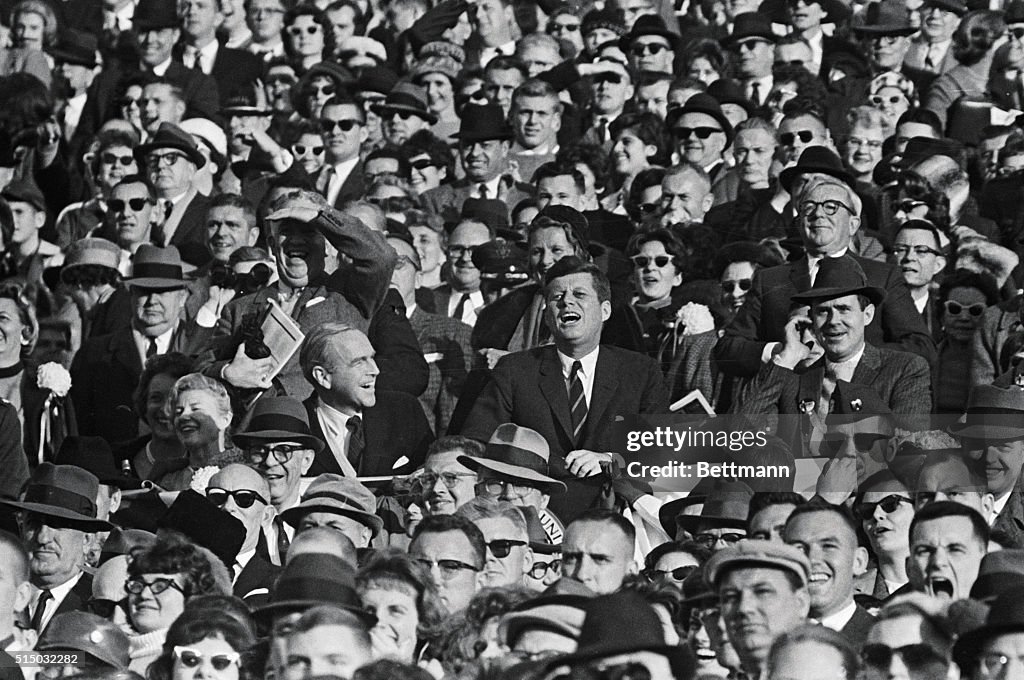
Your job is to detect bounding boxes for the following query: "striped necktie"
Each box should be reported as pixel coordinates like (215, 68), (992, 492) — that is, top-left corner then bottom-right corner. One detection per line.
(568, 361), (587, 445)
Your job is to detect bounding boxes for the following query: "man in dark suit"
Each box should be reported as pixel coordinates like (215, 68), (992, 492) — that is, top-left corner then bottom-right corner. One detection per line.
(280, 475), (385, 549)
(300, 323), (433, 478)
(460, 256), (668, 521)
(175, 0), (263, 104)
(892, 220), (947, 344)
(0, 464), (111, 636)
(715, 150), (936, 378)
(783, 503), (875, 649)
(316, 94), (367, 210)
(906, 501), (988, 605)
(420, 103), (533, 224)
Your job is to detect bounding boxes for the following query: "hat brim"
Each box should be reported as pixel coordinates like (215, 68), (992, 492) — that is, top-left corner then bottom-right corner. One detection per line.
(123, 277), (188, 290)
(658, 496), (706, 537)
(851, 25), (918, 37)
(280, 502), (384, 535)
(221, 106), (273, 117)
(720, 31), (777, 48)
(665, 106), (734, 148)
(0, 500), (113, 531)
(458, 455), (567, 494)
(252, 599), (377, 626)
(370, 103), (438, 125)
(948, 423), (1024, 440)
(675, 513), (747, 534)
(451, 130), (516, 143)
(955, 623), (1024, 668)
(232, 431), (325, 453)
(925, 0), (967, 14)
(619, 28), (680, 51)
(47, 49), (97, 68)
(133, 141), (206, 170)
(790, 285), (887, 306)
(778, 163), (856, 192)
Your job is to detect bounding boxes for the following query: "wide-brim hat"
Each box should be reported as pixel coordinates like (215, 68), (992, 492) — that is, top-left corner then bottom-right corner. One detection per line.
(949, 384), (1024, 440)
(954, 586), (1024, 670)
(459, 423), (567, 495)
(123, 244), (188, 289)
(619, 14), (680, 51)
(970, 550), (1024, 603)
(280, 474), (384, 535)
(779, 145), (856, 191)
(452, 103), (514, 143)
(0, 463), (112, 531)
(220, 92), (273, 117)
(895, 136), (963, 169)
(924, 0), (968, 15)
(253, 552), (376, 625)
(61, 238), (121, 278)
(371, 82), (438, 124)
(790, 255), (887, 306)
(233, 397), (325, 453)
(158, 490), (245, 568)
(1008, 0), (1024, 23)
(851, 0), (917, 36)
(48, 29), (99, 68)
(720, 12), (777, 47)
(657, 475), (719, 537)
(665, 93), (734, 148)
(134, 122), (206, 169)
(54, 435), (142, 490)
(500, 594), (588, 646)
(675, 478), (753, 533)
(706, 79), (756, 116)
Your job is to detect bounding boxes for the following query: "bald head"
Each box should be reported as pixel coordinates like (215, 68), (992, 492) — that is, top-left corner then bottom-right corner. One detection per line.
(211, 463), (271, 498)
(208, 464), (273, 551)
(286, 526), (358, 568)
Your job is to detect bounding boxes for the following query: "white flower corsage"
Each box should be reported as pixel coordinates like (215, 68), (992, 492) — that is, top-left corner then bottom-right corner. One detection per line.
(37, 362), (72, 397)
(675, 302), (715, 335)
(189, 466), (220, 494)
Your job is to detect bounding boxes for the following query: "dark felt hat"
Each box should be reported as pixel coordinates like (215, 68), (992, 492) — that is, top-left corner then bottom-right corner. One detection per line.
(949, 384), (1024, 441)
(676, 478), (753, 533)
(356, 65), (400, 96)
(157, 489), (245, 568)
(954, 586), (1024, 670)
(133, 0), (179, 30)
(461, 198), (510, 231)
(253, 552), (376, 625)
(619, 14), (679, 50)
(582, 8), (626, 36)
(134, 122), (207, 169)
(895, 136), (963, 169)
(233, 397), (325, 452)
(0, 463), (112, 531)
(473, 239), (530, 287)
(721, 12), (777, 47)
(531, 205), (590, 255)
(851, 0), (917, 36)
(657, 475), (720, 537)
(123, 244), (188, 290)
(970, 550), (1024, 603)
(1, 178), (46, 212)
(48, 29), (99, 68)
(452, 103), (514, 143)
(706, 78), (756, 116)
(790, 255), (887, 306)
(54, 436), (142, 490)
(924, 0), (968, 15)
(37, 612), (130, 669)
(371, 82), (438, 124)
(665, 93), (734, 148)
(779, 145), (855, 191)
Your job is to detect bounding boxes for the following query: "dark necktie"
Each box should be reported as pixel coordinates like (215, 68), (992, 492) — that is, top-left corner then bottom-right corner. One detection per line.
(347, 415), (364, 468)
(146, 337), (158, 359)
(452, 294), (471, 322)
(30, 589), (52, 632)
(596, 117), (608, 144)
(568, 361), (588, 445)
(479, 183), (489, 199)
(749, 80), (762, 106)
(273, 516), (290, 562)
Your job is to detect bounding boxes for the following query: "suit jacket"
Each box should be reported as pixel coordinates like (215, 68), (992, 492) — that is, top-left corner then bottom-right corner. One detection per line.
(233, 555), (280, 605)
(409, 306), (474, 435)
(165, 190), (214, 268)
(316, 161), (366, 209)
(459, 344), (668, 521)
(71, 323), (212, 444)
(993, 482), (1024, 549)
(303, 391), (433, 477)
(0, 400), (27, 501)
(39, 573), (93, 635)
(972, 296), (1019, 386)
(838, 604), (876, 649)
(714, 254), (936, 378)
(420, 178), (534, 225)
(363, 288), (429, 397)
(206, 45), (263, 104)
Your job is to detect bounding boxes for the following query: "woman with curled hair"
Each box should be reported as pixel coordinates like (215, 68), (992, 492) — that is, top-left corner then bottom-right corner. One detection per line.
(127, 532), (232, 673)
(124, 353), (192, 481)
(161, 373), (238, 490)
(843, 106), (891, 185)
(1, 0), (53, 86)
(355, 548), (447, 665)
(683, 39), (726, 86)
(146, 607), (256, 680)
(603, 112), (669, 215)
(625, 229), (687, 364)
(868, 71), (915, 130)
(934, 269), (999, 413)
(282, 4), (336, 73)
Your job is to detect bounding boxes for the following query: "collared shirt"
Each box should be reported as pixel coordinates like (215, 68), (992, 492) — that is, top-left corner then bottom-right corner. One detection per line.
(263, 518), (295, 565)
(925, 39), (952, 70)
(743, 75), (773, 106)
(473, 175), (504, 200)
(104, 1), (135, 31)
(447, 289), (484, 326)
(326, 157), (361, 206)
(514, 142), (559, 156)
(557, 346), (599, 408)
(248, 40), (284, 59)
(29, 572), (83, 633)
(911, 288), (930, 315)
(825, 343), (865, 383)
(805, 29), (824, 72)
(183, 39), (219, 75)
(233, 548), (256, 583)
(806, 247), (849, 285)
(132, 325), (176, 365)
(993, 490), (1012, 520)
(405, 303), (417, 319)
(150, 57), (172, 76)
(819, 600), (857, 632)
(63, 93), (87, 139)
(480, 40), (515, 68)
(316, 399), (361, 476)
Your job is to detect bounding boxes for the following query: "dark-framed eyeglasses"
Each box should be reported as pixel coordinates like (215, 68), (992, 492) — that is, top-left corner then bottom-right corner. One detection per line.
(173, 646), (241, 671)
(895, 198), (928, 215)
(447, 245), (478, 259)
(384, 109), (420, 121)
(856, 494), (911, 520)
(145, 152), (188, 168)
(245, 443), (305, 465)
(292, 144), (325, 156)
(319, 117), (360, 133)
(630, 42), (670, 57)
(870, 94), (906, 106)
(693, 532), (744, 548)
(549, 21), (579, 33)
(418, 471), (477, 489)
(206, 486), (269, 508)
(409, 158), (438, 171)
(109, 197), (149, 213)
(862, 644), (946, 671)
(118, 96), (140, 108)
(101, 152), (135, 167)
(799, 199), (852, 217)
(528, 559), (561, 579)
(721, 278), (752, 293)
(306, 83), (336, 98)
(125, 577), (186, 596)
(486, 539), (528, 558)
(780, 130), (814, 146)
(673, 126), (722, 140)
(892, 244), (941, 259)
(641, 565), (697, 582)
(593, 72), (624, 85)
(631, 254), (673, 269)
(479, 478), (534, 496)
(944, 300), (985, 317)
(412, 557), (481, 580)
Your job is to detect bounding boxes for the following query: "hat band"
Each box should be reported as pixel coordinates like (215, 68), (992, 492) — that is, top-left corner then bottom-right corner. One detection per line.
(24, 483), (97, 518)
(246, 413), (313, 436)
(274, 577), (360, 602)
(965, 406), (1024, 417)
(383, 94), (428, 113)
(131, 262), (183, 281)
(302, 490), (372, 514)
(485, 444), (549, 474)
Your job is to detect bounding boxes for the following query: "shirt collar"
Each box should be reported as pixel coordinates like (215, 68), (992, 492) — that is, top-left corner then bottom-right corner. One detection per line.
(826, 342), (865, 371)
(557, 346), (599, 378)
(819, 600), (857, 631)
(32, 571), (83, 603)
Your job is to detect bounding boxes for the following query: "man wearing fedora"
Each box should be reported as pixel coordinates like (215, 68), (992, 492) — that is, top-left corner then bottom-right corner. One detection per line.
(621, 16), (678, 76)
(420, 103), (533, 224)
(59, 237), (132, 340)
(373, 82), (437, 146)
(50, 30), (99, 143)
(281, 475), (383, 549)
(71, 244), (210, 445)
(676, 479), (752, 550)
(904, 0), (964, 76)
(716, 155), (936, 378)
(0, 463), (112, 637)
(953, 585), (1024, 680)
(722, 13), (777, 108)
(666, 93), (733, 185)
(914, 446), (996, 522)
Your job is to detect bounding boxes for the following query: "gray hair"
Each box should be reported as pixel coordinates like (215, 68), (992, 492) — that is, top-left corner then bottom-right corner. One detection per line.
(797, 174), (862, 218)
(454, 497), (529, 540)
(169, 373), (233, 422)
(299, 322), (362, 386)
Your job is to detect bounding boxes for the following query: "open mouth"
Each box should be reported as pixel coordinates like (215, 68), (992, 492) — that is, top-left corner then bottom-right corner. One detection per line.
(359, 379), (375, 390)
(809, 571), (830, 585)
(928, 577), (954, 598)
(695, 650), (717, 661)
(559, 311), (581, 325)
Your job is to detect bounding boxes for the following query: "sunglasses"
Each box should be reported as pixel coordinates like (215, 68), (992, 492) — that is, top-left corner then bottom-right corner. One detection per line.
(245, 443), (306, 466)
(593, 72), (624, 85)
(206, 486), (268, 508)
(486, 539), (528, 558)
(693, 532), (744, 548)
(870, 94), (905, 106)
(85, 597), (127, 618)
(319, 118), (361, 133)
(384, 110), (420, 121)
(173, 647), (241, 671)
(642, 565), (697, 582)
(101, 152), (135, 167)
(146, 152), (188, 168)
(266, 75), (297, 87)
(292, 143), (325, 156)
(944, 300), (985, 317)
(118, 96), (140, 108)
(862, 644), (945, 671)
(631, 254), (673, 268)
(109, 197), (149, 213)
(549, 22), (579, 32)
(528, 559), (561, 579)
(856, 494), (911, 520)
(409, 158), (437, 170)
(721, 278), (752, 293)
(287, 24), (320, 35)
(780, 130), (814, 146)
(125, 577), (186, 596)
(307, 83), (336, 98)
(673, 126), (722, 140)
(630, 43), (670, 57)
(412, 557), (481, 580)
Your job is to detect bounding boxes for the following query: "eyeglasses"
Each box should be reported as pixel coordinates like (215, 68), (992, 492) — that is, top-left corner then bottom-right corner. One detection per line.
(125, 577), (186, 596)
(109, 197), (149, 213)
(642, 565), (697, 582)
(528, 559), (561, 579)
(447, 245), (478, 259)
(585, 662), (653, 680)
(287, 24), (320, 36)
(856, 494), (911, 520)
(862, 644), (946, 671)
(799, 200), (852, 216)
(307, 83), (336, 98)
(549, 22), (579, 33)
(892, 245), (941, 258)
(721, 278), (752, 293)
(319, 117), (362, 133)
(593, 72), (624, 85)
(409, 158), (438, 171)
(412, 557), (481, 580)
(847, 136), (883, 150)
(292, 144), (325, 156)
(630, 43), (670, 57)
(693, 532), (744, 548)
(101, 152), (135, 167)
(173, 647), (241, 671)
(780, 130), (814, 146)
(673, 126), (722, 140)
(118, 95), (140, 108)
(419, 471), (477, 489)
(146, 152), (188, 168)
(245, 443), (306, 465)
(479, 478), (535, 496)
(870, 94), (906, 106)
(944, 300), (985, 317)
(384, 110), (420, 121)
(206, 486), (269, 508)
(486, 539), (528, 558)
(631, 254), (673, 269)
(978, 652), (1024, 676)
(896, 198), (928, 214)
(868, 35), (902, 45)
(85, 597), (127, 618)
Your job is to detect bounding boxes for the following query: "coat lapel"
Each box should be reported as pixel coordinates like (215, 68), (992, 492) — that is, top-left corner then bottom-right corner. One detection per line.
(112, 330), (143, 377)
(538, 348), (573, 442)
(585, 350), (620, 438)
(851, 344), (880, 385)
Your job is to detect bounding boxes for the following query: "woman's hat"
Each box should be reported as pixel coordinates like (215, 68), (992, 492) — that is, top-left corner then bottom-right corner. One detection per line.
(0, 463), (112, 531)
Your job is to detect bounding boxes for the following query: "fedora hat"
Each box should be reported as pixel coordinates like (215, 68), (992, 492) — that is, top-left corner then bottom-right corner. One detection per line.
(459, 423), (567, 495)
(452, 103), (514, 143)
(790, 255), (887, 306)
(500, 593), (588, 646)
(658, 476), (717, 538)
(371, 82), (438, 124)
(895, 136), (963, 169)
(954, 585), (1024, 670)
(461, 197), (510, 231)
(705, 539), (811, 587)
(949, 384), (1024, 441)
(851, 0), (917, 37)
(706, 78), (756, 116)
(157, 490), (245, 568)
(721, 12), (777, 47)
(220, 91), (272, 118)
(0, 463), (112, 531)
(356, 65), (400, 96)
(253, 552), (376, 625)
(134, 122), (206, 169)
(61, 238), (120, 279)
(970, 550), (1024, 603)
(132, 0), (179, 30)
(48, 29), (98, 68)
(124, 244), (188, 289)
(761, 0), (851, 24)
(925, 0), (968, 15)
(676, 478), (753, 534)
(619, 14), (679, 50)
(281, 474), (384, 535)
(54, 435), (141, 490)
(520, 504), (562, 554)
(665, 93), (734, 148)
(779, 145), (856, 191)
(38, 612), (130, 669)
(233, 397), (325, 453)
